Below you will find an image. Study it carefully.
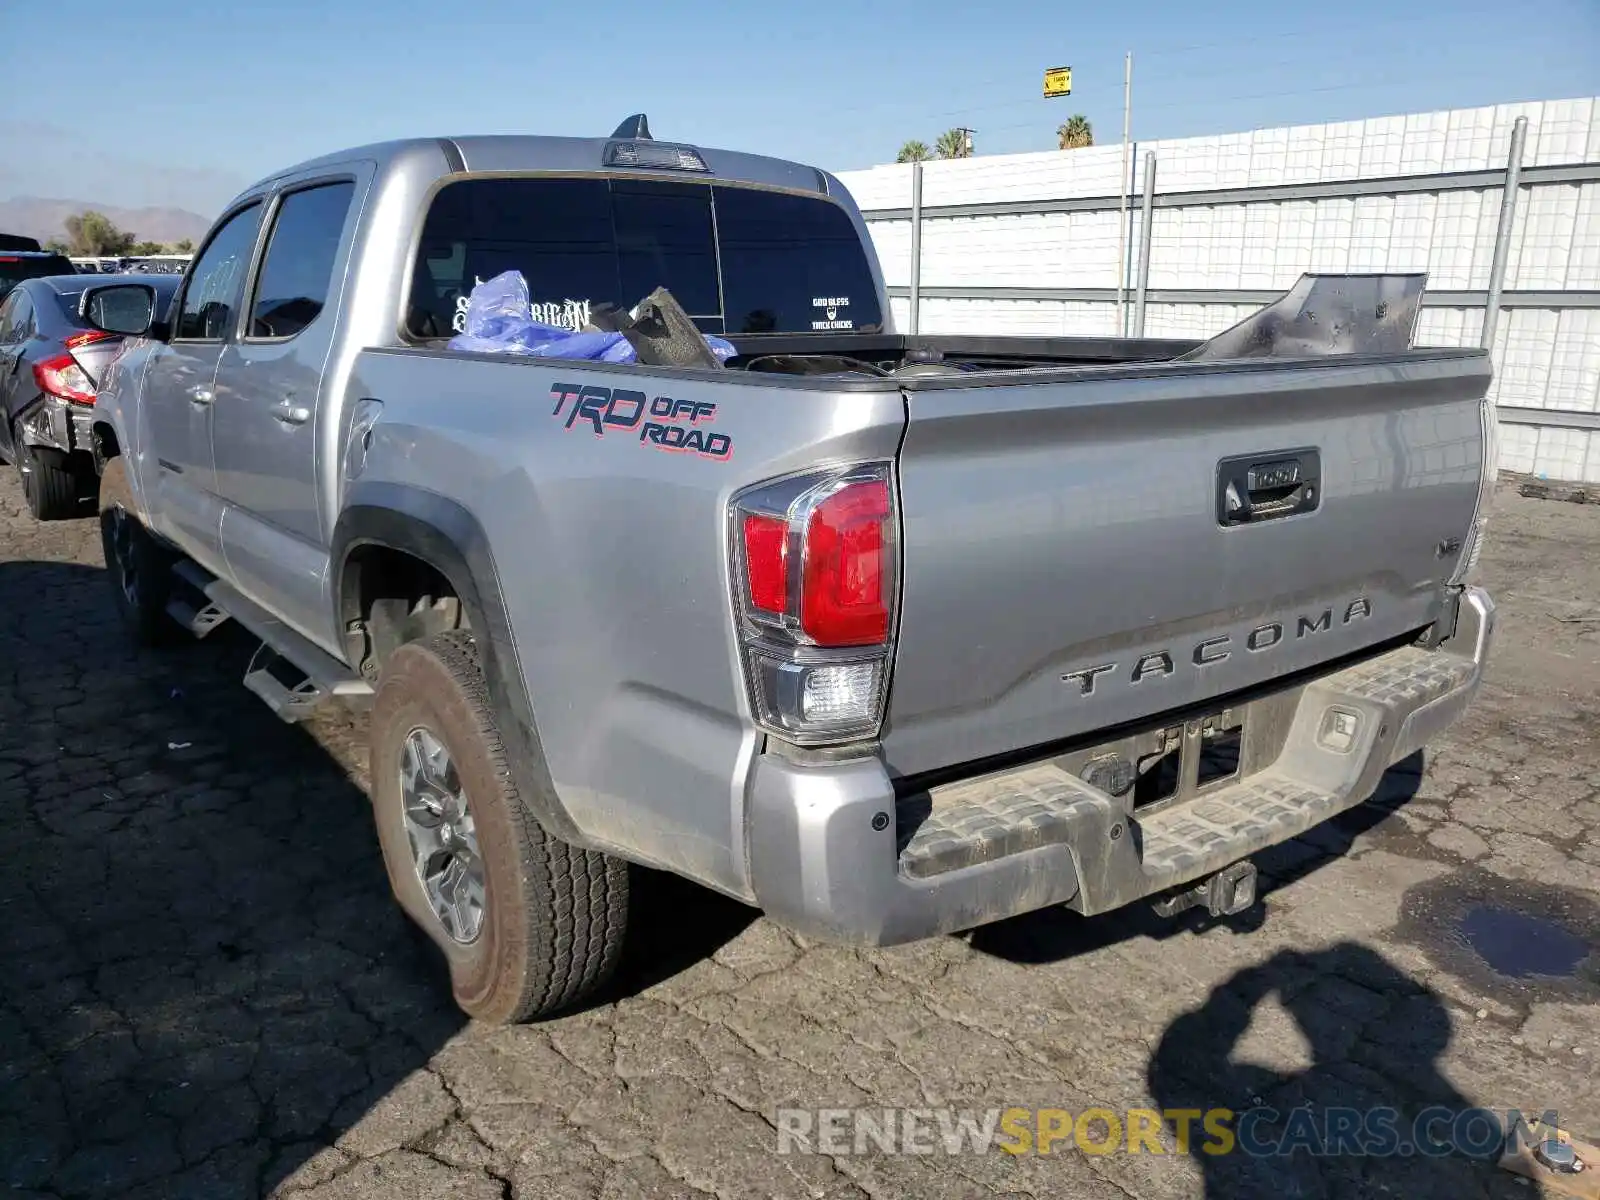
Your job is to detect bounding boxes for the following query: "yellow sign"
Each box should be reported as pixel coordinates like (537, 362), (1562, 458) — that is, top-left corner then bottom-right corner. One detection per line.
(1043, 66), (1073, 98)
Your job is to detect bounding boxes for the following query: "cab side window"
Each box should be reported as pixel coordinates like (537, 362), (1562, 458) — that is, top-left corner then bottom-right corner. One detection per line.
(248, 182), (355, 340)
(174, 203), (263, 341)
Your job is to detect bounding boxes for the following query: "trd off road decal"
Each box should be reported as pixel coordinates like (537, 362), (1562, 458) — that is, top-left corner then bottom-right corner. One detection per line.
(549, 383), (732, 461)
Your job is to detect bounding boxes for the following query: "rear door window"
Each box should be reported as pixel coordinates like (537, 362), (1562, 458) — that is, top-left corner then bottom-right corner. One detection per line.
(248, 181), (355, 339)
(0, 290), (27, 342)
(2, 291), (35, 340)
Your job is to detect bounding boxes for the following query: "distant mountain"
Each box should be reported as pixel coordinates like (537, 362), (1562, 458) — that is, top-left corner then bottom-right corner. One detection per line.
(0, 196), (212, 247)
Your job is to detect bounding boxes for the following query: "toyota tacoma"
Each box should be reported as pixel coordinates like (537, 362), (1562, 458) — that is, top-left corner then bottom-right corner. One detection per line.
(78, 117), (1497, 1022)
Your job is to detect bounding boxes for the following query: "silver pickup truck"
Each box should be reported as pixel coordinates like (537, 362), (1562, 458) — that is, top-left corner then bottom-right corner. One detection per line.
(79, 118), (1497, 1023)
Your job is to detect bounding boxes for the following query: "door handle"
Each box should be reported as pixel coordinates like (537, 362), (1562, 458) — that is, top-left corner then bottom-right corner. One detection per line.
(187, 385), (214, 406)
(271, 399), (312, 426)
(1217, 449), (1321, 526)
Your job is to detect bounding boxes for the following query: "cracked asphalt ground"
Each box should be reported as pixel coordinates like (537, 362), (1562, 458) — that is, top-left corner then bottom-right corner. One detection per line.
(1, 475), (1596, 1200)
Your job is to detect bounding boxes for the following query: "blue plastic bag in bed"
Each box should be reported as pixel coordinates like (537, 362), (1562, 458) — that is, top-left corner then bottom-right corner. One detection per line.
(446, 270), (735, 364)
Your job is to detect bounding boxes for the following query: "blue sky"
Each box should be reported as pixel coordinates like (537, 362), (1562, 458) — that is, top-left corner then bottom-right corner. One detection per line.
(1, 0), (1595, 218)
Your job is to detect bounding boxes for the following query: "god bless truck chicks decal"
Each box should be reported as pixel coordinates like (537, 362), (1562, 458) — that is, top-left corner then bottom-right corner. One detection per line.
(549, 383), (732, 461)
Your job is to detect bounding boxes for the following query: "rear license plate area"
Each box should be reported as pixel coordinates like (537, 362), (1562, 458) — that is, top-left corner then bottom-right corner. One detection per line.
(1133, 709), (1244, 814)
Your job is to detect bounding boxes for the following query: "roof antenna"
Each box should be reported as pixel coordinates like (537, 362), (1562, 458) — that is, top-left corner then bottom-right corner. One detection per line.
(611, 114), (652, 140)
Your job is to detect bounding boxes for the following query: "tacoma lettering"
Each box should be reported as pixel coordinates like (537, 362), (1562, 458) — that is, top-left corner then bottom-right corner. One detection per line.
(1297, 610), (1333, 637)
(1132, 652), (1173, 683)
(1061, 597), (1372, 697)
(1248, 623), (1283, 652)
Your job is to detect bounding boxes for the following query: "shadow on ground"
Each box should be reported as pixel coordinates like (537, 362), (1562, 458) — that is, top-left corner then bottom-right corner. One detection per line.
(1147, 941), (1517, 1197)
(607, 870), (759, 1006)
(0, 560), (748, 1199)
(960, 750), (1521, 1196)
(969, 753), (1425, 965)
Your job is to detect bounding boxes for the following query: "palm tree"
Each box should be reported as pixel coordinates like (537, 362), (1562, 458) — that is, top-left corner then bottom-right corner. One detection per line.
(896, 140), (931, 164)
(1057, 115), (1094, 150)
(935, 128), (972, 159)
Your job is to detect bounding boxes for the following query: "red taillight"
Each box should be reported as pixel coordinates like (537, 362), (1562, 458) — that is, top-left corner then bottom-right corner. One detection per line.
(33, 353), (97, 405)
(731, 463), (897, 744)
(801, 480), (890, 646)
(742, 513), (789, 614)
(64, 329), (114, 351)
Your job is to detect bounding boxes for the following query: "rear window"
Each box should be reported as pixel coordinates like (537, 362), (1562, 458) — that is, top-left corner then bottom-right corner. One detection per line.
(0, 254), (76, 299)
(407, 177), (882, 340)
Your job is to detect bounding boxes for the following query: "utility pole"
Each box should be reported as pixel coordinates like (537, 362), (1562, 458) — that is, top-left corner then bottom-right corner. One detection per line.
(956, 126), (975, 157)
(1115, 51), (1133, 333)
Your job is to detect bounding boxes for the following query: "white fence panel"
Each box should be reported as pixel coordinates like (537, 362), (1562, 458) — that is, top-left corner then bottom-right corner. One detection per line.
(838, 96), (1600, 482)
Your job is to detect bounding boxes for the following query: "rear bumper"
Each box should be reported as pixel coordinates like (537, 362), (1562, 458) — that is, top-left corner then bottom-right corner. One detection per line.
(746, 586), (1495, 945)
(18, 395), (92, 456)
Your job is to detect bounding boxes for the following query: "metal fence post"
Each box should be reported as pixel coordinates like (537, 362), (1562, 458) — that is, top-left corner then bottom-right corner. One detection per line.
(1133, 152), (1156, 337)
(908, 160), (924, 335)
(1482, 115), (1527, 351)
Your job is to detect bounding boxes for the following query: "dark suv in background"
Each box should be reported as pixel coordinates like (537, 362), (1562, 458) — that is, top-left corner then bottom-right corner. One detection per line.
(0, 250), (79, 301)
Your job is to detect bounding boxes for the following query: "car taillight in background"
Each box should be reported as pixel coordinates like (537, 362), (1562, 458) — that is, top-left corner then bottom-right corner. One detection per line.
(64, 330), (115, 352)
(34, 352), (98, 405)
(731, 463), (898, 745)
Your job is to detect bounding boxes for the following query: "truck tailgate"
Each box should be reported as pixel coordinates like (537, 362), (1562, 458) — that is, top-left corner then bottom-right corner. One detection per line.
(883, 351), (1490, 777)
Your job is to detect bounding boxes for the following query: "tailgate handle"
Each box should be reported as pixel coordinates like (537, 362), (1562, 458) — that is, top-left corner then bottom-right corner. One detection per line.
(1217, 449), (1320, 526)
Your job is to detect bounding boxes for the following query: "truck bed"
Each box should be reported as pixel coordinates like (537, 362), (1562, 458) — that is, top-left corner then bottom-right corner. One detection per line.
(725, 331), (1202, 369)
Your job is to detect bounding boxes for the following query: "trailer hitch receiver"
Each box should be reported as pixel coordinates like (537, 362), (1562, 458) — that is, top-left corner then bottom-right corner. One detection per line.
(1152, 860), (1259, 919)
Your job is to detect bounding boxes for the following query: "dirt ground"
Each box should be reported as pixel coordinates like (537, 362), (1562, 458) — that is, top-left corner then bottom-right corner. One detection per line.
(1, 477), (1595, 1200)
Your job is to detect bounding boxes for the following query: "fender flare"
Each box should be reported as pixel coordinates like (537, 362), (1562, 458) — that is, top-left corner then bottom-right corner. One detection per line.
(331, 482), (589, 848)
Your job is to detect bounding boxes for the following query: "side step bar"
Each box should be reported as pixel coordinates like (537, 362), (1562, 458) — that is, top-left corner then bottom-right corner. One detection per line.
(243, 646), (335, 722)
(167, 560), (231, 638)
(169, 559), (374, 722)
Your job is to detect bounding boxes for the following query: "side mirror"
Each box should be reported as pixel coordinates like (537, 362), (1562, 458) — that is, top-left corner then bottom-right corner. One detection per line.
(79, 283), (165, 340)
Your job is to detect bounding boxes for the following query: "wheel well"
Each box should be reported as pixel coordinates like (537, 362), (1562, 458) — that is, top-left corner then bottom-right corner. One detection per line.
(91, 423), (120, 473)
(341, 545), (468, 681)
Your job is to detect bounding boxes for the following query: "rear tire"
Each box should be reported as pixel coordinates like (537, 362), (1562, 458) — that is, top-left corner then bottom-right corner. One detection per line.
(369, 631), (629, 1023)
(14, 425), (80, 521)
(98, 457), (174, 645)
